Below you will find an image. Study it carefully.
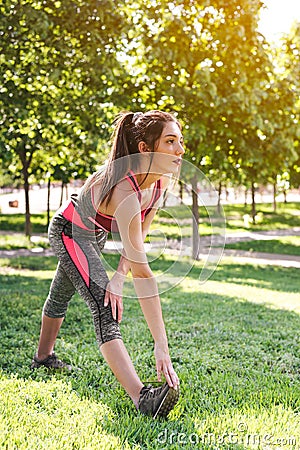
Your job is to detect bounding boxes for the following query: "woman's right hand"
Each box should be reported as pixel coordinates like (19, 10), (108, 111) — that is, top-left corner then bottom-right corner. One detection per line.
(104, 273), (125, 323)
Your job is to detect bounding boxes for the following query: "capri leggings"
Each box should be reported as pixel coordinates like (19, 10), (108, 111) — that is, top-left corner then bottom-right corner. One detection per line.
(43, 215), (122, 347)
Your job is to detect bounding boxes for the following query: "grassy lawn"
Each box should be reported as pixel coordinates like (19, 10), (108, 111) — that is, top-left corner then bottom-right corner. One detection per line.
(0, 234), (50, 250)
(226, 236), (300, 257)
(1, 254), (300, 449)
(0, 212), (53, 233)
(1, 202), (299, 246)
(223, 202), (300, 232)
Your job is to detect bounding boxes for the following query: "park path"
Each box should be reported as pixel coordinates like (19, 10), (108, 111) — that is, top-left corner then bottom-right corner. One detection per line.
(0, 228), (299, 268)
(215, 227), (300, 268)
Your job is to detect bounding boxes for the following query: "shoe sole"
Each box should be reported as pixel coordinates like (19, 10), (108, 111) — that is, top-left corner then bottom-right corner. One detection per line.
(153, 386), (180, 419)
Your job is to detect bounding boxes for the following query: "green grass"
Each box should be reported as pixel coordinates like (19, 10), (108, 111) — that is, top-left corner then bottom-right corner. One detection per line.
(0, 202), (299, 241)
(156, 203), (226, 238)
(0, 212), (53, 233)
(151, 196), (286, 242)
(223, 201), (300, 232)
(1, 254), (300, 449)
(0, 234), (49, 250)
(226, 236), (300, 256)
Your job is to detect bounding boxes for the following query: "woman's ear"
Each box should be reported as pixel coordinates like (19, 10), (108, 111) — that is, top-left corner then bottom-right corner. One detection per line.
(138, 141), (149, 153)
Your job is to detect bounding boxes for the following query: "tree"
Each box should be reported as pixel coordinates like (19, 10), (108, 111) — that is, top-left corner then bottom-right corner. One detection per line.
(120, 0), (271, 237)
(120, 0), (300, 226)
(0, 0), (133, 235)
(274, 22), (300, 193)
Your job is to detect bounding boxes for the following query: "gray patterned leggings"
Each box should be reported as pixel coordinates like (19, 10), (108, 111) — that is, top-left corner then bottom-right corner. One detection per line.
(43, 215), (122, 347)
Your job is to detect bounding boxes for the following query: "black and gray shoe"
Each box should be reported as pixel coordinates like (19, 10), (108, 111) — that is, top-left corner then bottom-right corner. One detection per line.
(138, 382), (179, 418)
(30, 353), (72, 371)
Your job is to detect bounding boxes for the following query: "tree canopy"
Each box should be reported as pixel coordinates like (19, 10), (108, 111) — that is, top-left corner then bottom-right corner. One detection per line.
(1, 0), (299, 234)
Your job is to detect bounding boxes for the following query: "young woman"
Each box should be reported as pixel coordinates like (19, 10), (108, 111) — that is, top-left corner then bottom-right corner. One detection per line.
(31, 110), (184, 418)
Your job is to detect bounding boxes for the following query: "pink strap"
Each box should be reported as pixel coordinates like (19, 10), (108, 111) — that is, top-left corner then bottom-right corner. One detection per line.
(61, 202), (91, 231)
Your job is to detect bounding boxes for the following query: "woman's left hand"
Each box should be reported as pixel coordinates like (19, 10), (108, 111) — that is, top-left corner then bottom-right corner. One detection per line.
(154, 343), (180, 389)
(104, 273), (125, 323)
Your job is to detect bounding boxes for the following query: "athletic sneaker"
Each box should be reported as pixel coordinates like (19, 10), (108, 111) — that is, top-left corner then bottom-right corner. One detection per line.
(138, 382), (180, 418)
(30, 353), (72, 371)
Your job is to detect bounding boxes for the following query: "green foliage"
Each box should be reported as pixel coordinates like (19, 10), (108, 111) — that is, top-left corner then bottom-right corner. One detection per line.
(0, 0), (299, 236)
(123, 0), (298, 190)
(1, 255), (300, 448)
(0, 0), (134, 233)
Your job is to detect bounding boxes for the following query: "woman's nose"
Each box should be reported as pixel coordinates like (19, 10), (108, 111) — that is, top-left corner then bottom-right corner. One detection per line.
(176, 143), (185, 155)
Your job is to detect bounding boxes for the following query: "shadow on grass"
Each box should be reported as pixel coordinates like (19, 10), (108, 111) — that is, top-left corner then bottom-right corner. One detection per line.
(1, 263), (300, 449)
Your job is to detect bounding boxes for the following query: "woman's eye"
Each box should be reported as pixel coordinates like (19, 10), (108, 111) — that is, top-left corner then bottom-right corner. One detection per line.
(167, 139), (174, 144)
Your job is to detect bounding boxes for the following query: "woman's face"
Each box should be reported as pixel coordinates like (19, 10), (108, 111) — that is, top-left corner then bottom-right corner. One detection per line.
(150, 121), (185, 175)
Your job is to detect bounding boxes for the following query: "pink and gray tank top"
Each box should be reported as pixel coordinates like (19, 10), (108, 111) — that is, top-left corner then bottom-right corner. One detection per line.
(60, 170), (163, 233)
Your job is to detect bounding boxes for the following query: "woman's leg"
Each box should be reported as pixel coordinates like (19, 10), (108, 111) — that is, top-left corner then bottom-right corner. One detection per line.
(101, 339), (144, 407)
(51, 228), (144, 402)
(36, 316), (64, 360)
(34, 261), (75, 360)
(34, 224), (178, 415)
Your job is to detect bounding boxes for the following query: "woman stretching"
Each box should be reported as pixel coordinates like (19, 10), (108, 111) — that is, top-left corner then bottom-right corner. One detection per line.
(31, 110), (184, 418)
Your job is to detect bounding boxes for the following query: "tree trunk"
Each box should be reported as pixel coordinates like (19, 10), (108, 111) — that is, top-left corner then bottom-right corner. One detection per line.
(24, 172), (31, 236)
(179, 180), (183, 204)
(273, 180), (277, 213)
(251, 181), (256, 225)
(59, 181), (64, 207)
(20, 145), (33, 237)
(217, 181), (222, 214)
(162, 190), (168, 207)
(244, 187), (248, 206)
(47, 177), (51, 229)
(283, 189), (287, 203)
(191, 174), (200, 260)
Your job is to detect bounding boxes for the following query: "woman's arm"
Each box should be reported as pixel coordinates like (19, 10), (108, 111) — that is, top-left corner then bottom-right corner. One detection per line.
(104, 203), (160, 321)
(111, 182), (179, 388)
(104, 179), (167, 322)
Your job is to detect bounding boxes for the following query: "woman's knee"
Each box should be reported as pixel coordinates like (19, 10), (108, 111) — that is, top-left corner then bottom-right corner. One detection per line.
(42, 300), (67, 319)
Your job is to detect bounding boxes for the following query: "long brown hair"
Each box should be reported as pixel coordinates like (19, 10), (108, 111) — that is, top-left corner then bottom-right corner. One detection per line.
(83, 110), (181, 206)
